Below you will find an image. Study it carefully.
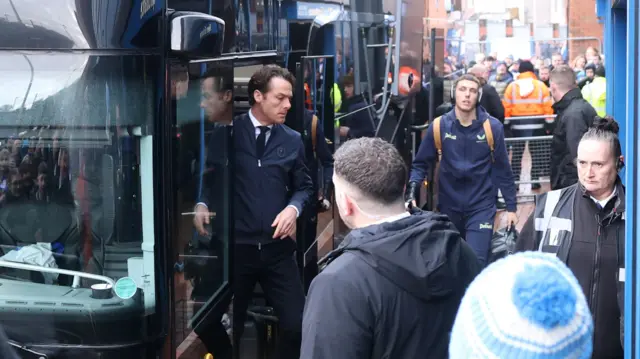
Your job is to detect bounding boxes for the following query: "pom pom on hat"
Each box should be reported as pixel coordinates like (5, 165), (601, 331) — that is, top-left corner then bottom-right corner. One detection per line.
(449, 252), (593, 359)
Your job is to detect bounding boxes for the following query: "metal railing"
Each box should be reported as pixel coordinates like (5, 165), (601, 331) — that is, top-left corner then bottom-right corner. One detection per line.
(505, 115), (556, 201)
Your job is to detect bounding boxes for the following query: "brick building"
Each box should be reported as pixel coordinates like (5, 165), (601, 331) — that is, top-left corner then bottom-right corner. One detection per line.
(567, 0), (603, 61)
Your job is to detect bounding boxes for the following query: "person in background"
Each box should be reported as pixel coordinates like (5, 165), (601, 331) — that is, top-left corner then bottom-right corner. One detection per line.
(502, 60), (554, 190)
(548, 65), (598, 190)
(585, 46), (600, 64)
(578, 63), (597, 89)
(449, 251), (594, 359)
(550, 52), (565, 71)
(538, 65), (551, 87)
(339, 74), (376, 139)
(582, 64), (607, 117)
(573, 54), (587, 82)
(468, 64), (505, 123)
(488, 62), (513, 98)
(407, 74), (518, 266)
(516, 116), (625, 358)
(302, 137), (481, 359)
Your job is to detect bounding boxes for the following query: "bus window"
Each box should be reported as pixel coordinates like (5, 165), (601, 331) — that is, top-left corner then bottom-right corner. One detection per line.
(0, 53), (158, 347)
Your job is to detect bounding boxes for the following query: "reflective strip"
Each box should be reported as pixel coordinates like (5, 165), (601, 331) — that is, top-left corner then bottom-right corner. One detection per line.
(534, 216), (572, 234)
(512, 124), (545, 130)
(545, 117), (555, 123)
(512, 98), (546, 104)
(534, 191), (561, 250)
(511, 82), (545, 105)
(542, 96), (552, 103)
(620, 268), (626, 282)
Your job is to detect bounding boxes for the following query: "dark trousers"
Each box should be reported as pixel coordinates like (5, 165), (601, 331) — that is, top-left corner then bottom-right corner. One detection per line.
(233, 240), (305, 359)
(442, 205), (496, 267)
(302, 209), (319, 294)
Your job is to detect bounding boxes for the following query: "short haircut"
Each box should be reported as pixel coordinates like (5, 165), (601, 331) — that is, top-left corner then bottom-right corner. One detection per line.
(468, 64), (487, 77)
(455, 74), (482, 90)
(247, 65), (295, 106)
(333, 137), (407, 205)
(549, 65), (576, 90)
(341, 74), (355, 87)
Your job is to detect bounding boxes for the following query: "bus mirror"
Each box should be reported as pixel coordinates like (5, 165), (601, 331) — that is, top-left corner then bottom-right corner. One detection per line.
(169, 12), (225, 58)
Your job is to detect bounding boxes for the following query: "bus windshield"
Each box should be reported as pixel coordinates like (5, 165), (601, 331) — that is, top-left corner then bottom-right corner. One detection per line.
(0, 52), (159, 346)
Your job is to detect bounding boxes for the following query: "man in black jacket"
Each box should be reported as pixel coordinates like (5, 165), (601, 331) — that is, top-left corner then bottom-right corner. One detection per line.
(548, 65), (598, 189)
(194, 65), (314, 359)
(468, 64), (505, 123)
(516, 116), (625, 358)
(302, 137), (481, 358)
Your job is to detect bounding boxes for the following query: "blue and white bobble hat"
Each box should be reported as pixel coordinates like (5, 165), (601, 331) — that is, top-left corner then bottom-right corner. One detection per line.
(449, 251), (594, 359)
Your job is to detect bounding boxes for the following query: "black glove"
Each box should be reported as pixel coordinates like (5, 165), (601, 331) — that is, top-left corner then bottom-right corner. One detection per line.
(405, 181), (419, 208)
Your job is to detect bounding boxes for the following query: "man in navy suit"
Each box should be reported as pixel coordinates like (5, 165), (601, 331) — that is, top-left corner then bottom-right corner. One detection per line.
(194, 65), (313, 358)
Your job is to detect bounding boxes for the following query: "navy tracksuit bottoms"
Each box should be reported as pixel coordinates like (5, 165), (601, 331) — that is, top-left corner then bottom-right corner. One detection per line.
(441, 205), (496, 267)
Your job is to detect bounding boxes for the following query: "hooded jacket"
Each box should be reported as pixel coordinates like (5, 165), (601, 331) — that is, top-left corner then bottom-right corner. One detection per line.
(301, 209), (481, 359)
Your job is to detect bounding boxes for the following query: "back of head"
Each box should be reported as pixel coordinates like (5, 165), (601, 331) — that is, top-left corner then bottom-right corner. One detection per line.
(449, 251), (593, 359)
(518, 60), (535, 74)
(468, 64), (487, 79)
(595, 64), (606, 77)
(549, 65), (577, 91)
(333, 137), (407, 208)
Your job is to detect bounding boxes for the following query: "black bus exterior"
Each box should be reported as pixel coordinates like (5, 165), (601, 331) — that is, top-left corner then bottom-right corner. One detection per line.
(0, 1), (235, 358)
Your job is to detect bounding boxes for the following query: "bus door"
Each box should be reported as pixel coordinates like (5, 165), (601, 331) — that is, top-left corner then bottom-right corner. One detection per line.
(286, 56), (336, 290)
(167, 12), (234, 359)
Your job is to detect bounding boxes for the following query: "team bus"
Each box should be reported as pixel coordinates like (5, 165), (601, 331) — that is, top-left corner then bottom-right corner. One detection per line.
(0, 0), (423, 358)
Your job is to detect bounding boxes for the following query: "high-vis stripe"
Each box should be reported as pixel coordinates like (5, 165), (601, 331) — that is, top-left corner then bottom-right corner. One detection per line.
(511, 124), (545, 130)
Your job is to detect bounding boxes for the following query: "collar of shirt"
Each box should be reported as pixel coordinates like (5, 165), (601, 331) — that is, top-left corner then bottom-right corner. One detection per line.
(249, 109), (273, 133)
(371, 211), (411, 225)
(590, 187), (617, 209)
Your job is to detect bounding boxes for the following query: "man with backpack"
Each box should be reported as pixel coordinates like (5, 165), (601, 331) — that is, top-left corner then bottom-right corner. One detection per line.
(406, 74), (518, 266)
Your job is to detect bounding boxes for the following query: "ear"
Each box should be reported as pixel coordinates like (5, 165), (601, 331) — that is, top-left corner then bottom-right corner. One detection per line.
(253, 90), (263, 104)
(223, 90), (233, 104)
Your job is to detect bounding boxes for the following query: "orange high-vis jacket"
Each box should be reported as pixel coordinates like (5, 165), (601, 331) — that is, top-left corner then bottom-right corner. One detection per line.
(502, 72), (554, 118)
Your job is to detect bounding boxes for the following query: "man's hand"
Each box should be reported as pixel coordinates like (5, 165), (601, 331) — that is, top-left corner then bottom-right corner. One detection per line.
(193, 204), (212, 236)
(272, 206), (298, 239)
(506, 211), (518, 231)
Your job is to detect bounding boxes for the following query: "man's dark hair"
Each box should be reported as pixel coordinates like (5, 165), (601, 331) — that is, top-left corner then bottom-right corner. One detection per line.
(518, 60), (535, 74)
(341, 74), (355, 87)
(333, 137), (407, 204)
(247, 65), (296, 106)
(202, 66), (233, 92)
(595, 64), (606, 77)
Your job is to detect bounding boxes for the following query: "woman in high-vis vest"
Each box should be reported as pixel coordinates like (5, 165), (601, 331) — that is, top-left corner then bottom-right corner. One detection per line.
(515, 116), (625, 359)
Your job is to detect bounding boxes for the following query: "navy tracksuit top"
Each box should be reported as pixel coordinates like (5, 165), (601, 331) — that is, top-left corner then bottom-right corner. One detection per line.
(409, 106), (517, 212)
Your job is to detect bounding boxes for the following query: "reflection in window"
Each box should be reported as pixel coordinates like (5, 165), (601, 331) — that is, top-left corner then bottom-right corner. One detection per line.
(173, 61), (233, 351)
(0, 53), (159, 344)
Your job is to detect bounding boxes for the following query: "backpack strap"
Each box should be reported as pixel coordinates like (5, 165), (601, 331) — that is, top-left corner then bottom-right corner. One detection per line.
(482, 119), (495, 163)
(311, 114), (319, 159)
(432, 116), (442, 162)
